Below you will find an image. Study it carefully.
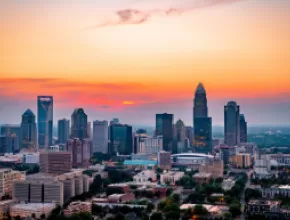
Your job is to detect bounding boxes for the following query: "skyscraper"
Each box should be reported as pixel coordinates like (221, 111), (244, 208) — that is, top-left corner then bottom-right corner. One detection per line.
(21, 109), (37, 150)
(70, 108), (88, 139)
(156, 113), (174, 152)
(37, 96), (53, 149)
(93, 120), (108, 154)
(175, 119), (186, 142)
(239, 114), (247, 143)
(58, 119), (70, 144)
(224, 101), (240, 146)
(109, 124), (132, 155)
(193, 83), (212, 151)
(1, 124), (21, 149)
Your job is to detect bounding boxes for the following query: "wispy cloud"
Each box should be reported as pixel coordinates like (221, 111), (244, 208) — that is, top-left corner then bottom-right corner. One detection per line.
(95, 0), (245, 27)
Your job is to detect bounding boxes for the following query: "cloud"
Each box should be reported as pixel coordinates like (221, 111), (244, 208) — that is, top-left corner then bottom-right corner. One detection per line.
(95, 0), (245, 27)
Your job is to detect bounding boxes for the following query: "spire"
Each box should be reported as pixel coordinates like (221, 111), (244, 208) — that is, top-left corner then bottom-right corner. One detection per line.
(195, 83), (206, 94)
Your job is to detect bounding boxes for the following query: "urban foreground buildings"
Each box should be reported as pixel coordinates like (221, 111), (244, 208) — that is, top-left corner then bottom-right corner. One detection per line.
(110, 123), (133, 155)
(0, 169), (26, 198)
(37, 96), (53, 149)
(239, 114), (248, 143)
(155, 113), (174, 152)
(193, 83), (212, 152)
(20, 109), (37, 150)
(224, 101), (240, 146)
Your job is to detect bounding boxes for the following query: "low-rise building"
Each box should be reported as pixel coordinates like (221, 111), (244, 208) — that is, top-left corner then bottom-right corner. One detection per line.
(0, 200), (16, 220)
(0, 169), (26, 197)
(262, 185), (290, 198)
(160, 171), (184, 185)
(107, 183), (130, 194)
(247, 200), (280, 213)
(198, 159), (224, 178)
(193, 173), (212, 184)
(108, 194), (135, 203)
(133, 170), (157, 183)
(10, 203), (55, 219)
(63, 201), (92, 216)
(222, 178), (236, 191)
(180, 204), (229, 216)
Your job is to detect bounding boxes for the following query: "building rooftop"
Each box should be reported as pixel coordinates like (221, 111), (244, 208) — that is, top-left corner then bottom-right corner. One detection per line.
(194, 173), (212, 178)
(10, 203), (55, 211)
(0, 200), (15, 205)
(180, 204), (229, 213)
(248, 200), (280, 206)
(124, 160), (157, 166)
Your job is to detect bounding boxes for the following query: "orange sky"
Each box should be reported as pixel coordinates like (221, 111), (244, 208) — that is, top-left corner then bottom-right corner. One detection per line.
(1, 0), (290, 125)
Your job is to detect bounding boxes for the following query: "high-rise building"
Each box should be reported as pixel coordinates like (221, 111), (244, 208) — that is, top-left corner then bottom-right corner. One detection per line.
(239, 114), (247, 143)
(175, 119), (186, 142)
(110, 124), (132, 155)
(58, 119), (70, 144)
(156, 113), (173, 152)
(87, 122), (92, 138)
(40, 151), (72, 175)
(185, 126), (194, 147)
(21, 109), (37, 150)
(66, 138), (92, 168)
(193, 83), (212, 151)
(224, 101), (240, 146)
(93, 120), (108, 154)
(1, 124), (21, 148)
(70, 108), (88, 139)
(0, 135), (19, 153)
(37, 96), (53, 149)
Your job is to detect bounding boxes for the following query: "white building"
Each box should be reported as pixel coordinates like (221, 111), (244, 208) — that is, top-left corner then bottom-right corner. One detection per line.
(136, 136), (163, 154)
(160, 171), (184, 185)
(254, 159), (271, 179)
(133, 170), (157, 183)
(93, 120), (108, 154)
(23, 153), (39, 164)
(0, 169), (26, 197)
(10, 203), (55, 219)
(262, 185), (290, 199)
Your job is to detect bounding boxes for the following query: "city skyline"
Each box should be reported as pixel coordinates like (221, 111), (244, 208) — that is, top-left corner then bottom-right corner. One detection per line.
(1, 0), (290, 126)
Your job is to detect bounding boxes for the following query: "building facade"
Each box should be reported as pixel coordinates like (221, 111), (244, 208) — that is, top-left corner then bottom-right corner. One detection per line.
(110, 124), (132, 155)
(239, 114), (247, 143)
(158, 151), (171, 170)
(37, 96), (53, 149)
(40, 151), (72, 175)
(0, 169), (25, 197)
(58, 119), (70, 144)
(21, 109), (37, 150)
(0, 125), (21, 151)
(93, 120), (108, 154)
(160, 171), (184, 185)
(66, 138), (92, 168)
(155, 113), (173, 152)
(0, 136), (19, 153)
(224, 101), (240, 146)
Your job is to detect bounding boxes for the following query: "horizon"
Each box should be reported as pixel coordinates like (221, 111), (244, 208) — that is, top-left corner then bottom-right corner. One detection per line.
(1, 0), (290, 126)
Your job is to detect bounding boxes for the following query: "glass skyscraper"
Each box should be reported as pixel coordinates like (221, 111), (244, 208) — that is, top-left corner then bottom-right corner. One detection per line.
(58, 118), (70, 144)
(37, 96), (53, 148)
(70, 108), (88, 139)
(155, 113), (174, 152)
(239, 114), (247, 143)
(224, 101), (240, 146)
(109, 124), (132, 155)
(21, 109), (37, 150)
(193, 83), (212, 152)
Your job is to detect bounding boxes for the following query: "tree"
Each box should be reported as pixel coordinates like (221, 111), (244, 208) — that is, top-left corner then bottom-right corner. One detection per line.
(31, 213), (36, 219)
(229, 202), (241, 217)
(166, 188), (173, 196)
(40, 214), (46, 220)
(147, 202), (155, 212)
(158, 201), (166, 211)
(172, 194), (181, 203)
(115, 213), (125, 220)
(192, 205), (209, 215)
(150, 212), (163, 220)
(165, 211), (180, 220)
(224, 212), (232, 220)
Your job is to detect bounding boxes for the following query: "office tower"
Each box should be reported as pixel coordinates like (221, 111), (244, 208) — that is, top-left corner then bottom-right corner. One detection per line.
(193, 83), (212, 151)
(0, 135), (19, 153)
(110, 124), (133, 155)
(110, 118), (120, 126)
(219, 145), (230, 165)
(1, 124), (21, 148)
(40, 151), (72, 175)
(185, 126), (194, 147)
(93, 120), (108, 154)
(158, 151), (171, 170)
(66, 138), (92, 167)
(239, 114), (247, 143)
(87, 122), (92, 138)
(156, 113), (173, 152)
(70, 108), (88, 139)
(175, 119), (186, 142)
(224, 101), (240, 146)
(37, 96), (53, 148)
(21, 109), (37, 150)
(58, 119), (70, 144)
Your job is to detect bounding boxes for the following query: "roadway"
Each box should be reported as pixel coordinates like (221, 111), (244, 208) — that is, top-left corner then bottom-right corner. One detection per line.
(240, 169), (252, 220)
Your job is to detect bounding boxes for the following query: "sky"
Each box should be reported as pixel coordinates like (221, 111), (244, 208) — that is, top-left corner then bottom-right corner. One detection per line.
(1, 0), (290, 126)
